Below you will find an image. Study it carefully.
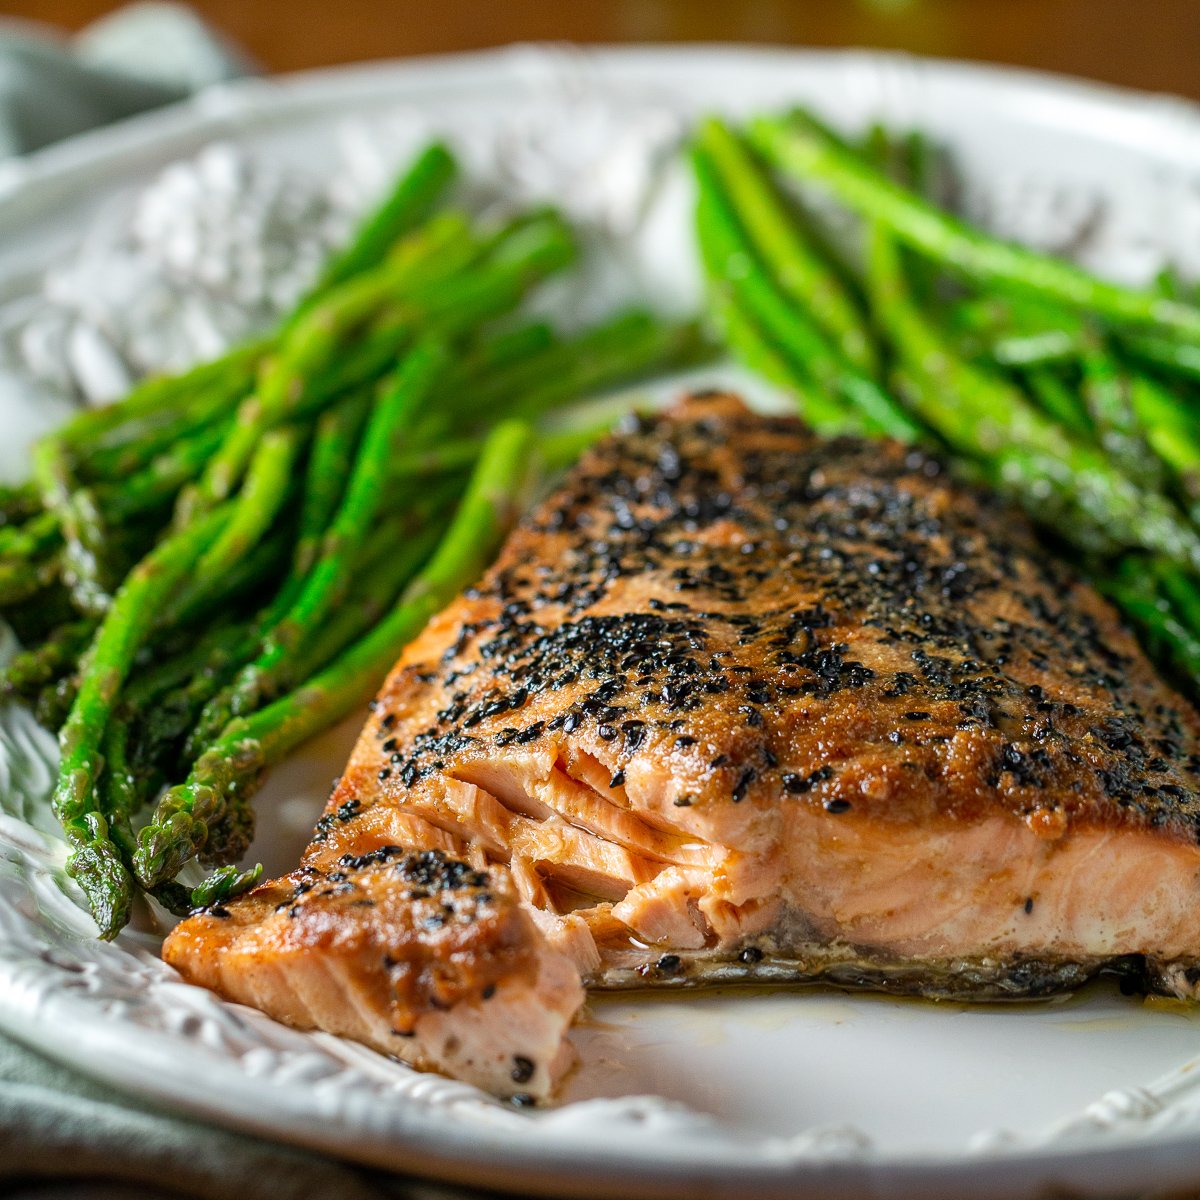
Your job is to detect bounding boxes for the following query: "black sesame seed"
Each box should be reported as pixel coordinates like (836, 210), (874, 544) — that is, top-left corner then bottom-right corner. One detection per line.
(732, 767), (755, 803)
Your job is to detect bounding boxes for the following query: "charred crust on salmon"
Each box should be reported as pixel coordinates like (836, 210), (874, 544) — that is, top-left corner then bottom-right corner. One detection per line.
(358, 395), (1200, 839)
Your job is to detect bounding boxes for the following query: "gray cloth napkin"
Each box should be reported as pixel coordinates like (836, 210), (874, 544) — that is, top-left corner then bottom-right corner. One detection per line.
(0, 2), (252, 157)
(0, 1032), (395, 1199)
(0, 11), (494, 1197)
(0, 1031), (510, 1199)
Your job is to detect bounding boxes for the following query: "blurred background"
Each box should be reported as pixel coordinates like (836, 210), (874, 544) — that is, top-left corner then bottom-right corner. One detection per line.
(4, 0), (1200, 102)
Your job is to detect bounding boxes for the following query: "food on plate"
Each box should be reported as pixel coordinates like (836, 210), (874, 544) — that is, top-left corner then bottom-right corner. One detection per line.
(0, 142), (700, 938)
(6, 92), (1200, 1106)
(166, 394), (1200, 1098)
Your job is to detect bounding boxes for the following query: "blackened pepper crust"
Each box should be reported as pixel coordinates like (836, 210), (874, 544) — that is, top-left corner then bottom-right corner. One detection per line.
(338, 393), (1200, 846)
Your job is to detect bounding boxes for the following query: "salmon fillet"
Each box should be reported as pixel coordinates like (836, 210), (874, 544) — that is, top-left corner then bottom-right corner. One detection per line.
(165, 393), (1200, 1098)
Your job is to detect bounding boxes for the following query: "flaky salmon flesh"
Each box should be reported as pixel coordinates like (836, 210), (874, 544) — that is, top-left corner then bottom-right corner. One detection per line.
(165, 394), (1200, 1099)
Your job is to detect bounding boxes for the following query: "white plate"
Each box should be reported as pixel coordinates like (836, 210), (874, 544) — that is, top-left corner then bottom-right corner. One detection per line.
(5, 45), (1200, 1200)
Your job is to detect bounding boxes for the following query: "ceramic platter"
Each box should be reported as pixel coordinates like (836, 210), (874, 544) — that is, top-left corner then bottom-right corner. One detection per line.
(5, 45), (1200, 1200)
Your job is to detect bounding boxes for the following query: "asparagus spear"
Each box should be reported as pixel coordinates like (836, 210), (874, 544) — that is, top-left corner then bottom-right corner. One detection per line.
(290, 395), (370, 579)
(0, 508), (61, 609)
(194, 339), (450, 744)
(0, 550), (60, 608)
(1154, 558), (1200, 638)
(693, 145), (919, 441)
(0, 484), (40, 528)
(246, 517), (446, 757)
(1079, 332), (1162, 491)
(182, 212), (478, 518)
(271, 226), (552, 431)
(35, 674), (77, 734)
(0, 618), (96, 703)
(186, 214), (574, 520)
(298, 229), (554, 420)
(52, 503), (232, 938)
(506, 319), (709, 424)
(175, 490), (458, 769)
(164, 425), (304, 628)
(865, 224), (1200, 570)
(98, 421), (231, 525)
(144, 621), (276, 776)
(752, 111), (1200, 341)
(901, 128), (947, 306)
(1123, 332), (1200, 382)
(950, 295), (1087, 370)
(1022, 368), (1093, 440)
(83, 368), (252, 482)
(55, 339), (269, 461)
(263, 212), (475, 405)
(104, 302), (422, 530)
(134, 419), (535, 892)
(31, 440), (113, 616)
(296, 141), (458, 312)
(1129, 371), (1200, 516)
(696, 116), (877, 373)
(459, 321), (556, 374)
(166, 468), (449, 765)
(706, 272), (862, 434)
(97, 719), (141, 864)
(125, 614), (249, 709)
(384, 438), (483, 481)
(161, 490), (467, 862)
(461, 312), (662, 417)
(0, 509), (60, 564)
(1102, 565), (1200, 689)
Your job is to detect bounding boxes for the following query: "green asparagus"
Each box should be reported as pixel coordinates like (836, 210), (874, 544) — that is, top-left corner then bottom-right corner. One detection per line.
(752, 111), (1200, 341)
(53, 503), (232, 937)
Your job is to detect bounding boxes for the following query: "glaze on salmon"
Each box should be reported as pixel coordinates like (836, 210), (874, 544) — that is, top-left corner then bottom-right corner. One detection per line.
(165, 394), (1200, 1098)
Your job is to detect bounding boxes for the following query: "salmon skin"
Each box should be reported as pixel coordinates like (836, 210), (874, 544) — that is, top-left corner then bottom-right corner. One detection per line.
(165, 394), (1200, 1098)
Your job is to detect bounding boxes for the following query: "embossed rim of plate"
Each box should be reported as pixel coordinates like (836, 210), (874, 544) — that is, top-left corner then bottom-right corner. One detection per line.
(5, 44), (1200, 1200)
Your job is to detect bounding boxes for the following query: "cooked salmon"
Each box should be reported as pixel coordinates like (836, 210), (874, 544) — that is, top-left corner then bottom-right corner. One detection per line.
(165, 393), (1200, 1098)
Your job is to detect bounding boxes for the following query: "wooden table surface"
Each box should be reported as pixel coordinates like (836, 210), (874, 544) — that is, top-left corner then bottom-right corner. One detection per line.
(5, 0), (1200, 105)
